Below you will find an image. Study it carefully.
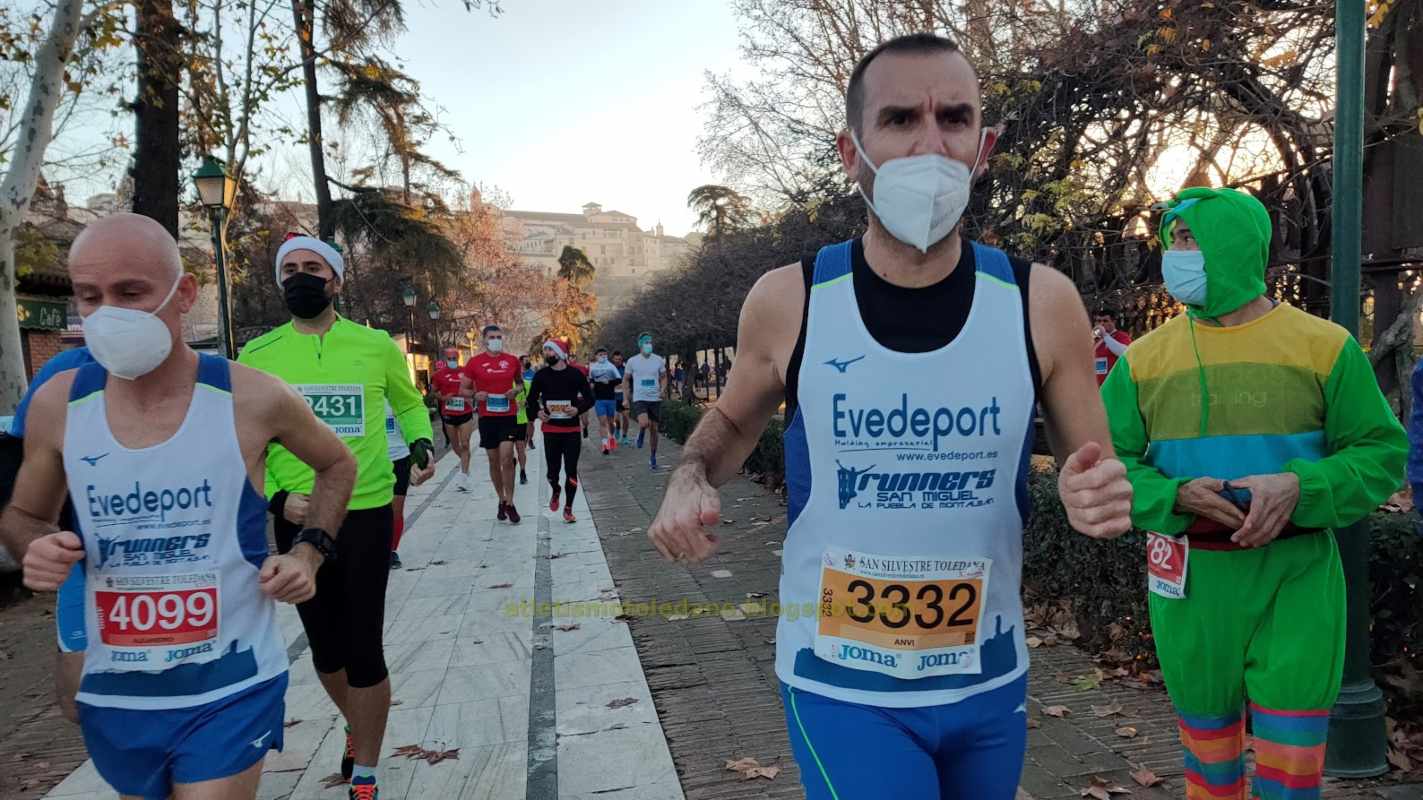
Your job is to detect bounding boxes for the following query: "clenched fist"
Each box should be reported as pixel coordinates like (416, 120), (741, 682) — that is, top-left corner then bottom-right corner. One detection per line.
(23, 531), (85, 591)
(1058, 441), (1133, 539)
(648, 465), (721, 563)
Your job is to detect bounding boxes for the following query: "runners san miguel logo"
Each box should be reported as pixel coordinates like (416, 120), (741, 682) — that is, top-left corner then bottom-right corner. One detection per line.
(828, 390), (1004, 511)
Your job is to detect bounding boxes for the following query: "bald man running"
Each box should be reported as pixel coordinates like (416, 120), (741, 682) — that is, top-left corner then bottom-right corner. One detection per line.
(0, 214), (358, 800)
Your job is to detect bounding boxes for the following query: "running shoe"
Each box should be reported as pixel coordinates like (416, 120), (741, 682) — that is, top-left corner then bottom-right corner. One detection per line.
(497, 502), (508, 521)
(549, 485), (561, 512)
(520, 469), (528, 485)
(341, 728), (355, 780)
(583, 426), (589, 439)
(507, 504), (522, 524)
(610, 436), (618, 451)
(349, 777), (378, 800)
(637, 429), (645, 449)
(563, 507), (576, 524)
(650, 455), (658, 471)
(389, 552), (402, 570)
(602, 446), (610, 456)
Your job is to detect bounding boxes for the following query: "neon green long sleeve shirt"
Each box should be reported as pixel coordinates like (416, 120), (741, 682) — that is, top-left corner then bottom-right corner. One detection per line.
(239, 317), (434, 510)
(1101, 305), (1406, 535)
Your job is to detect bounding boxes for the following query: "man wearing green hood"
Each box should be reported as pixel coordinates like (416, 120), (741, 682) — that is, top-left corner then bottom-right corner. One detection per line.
(1100, 187), (1406, 800)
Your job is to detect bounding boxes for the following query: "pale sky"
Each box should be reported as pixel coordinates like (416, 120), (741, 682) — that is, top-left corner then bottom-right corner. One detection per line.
(51, 0), (744, 238)
(287, 0), (744, 236)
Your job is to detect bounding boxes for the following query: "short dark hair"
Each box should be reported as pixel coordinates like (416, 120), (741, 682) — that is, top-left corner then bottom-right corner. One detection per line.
(482, 324), (502, 336)
(596, 345), (608, 353)
(612, 350), (622, 357)
(846, 33), (963, 135)
(1093, 308), (1117, 319)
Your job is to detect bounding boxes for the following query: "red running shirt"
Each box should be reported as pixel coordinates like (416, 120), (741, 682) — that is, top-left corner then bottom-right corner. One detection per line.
(463, 353), (521, 416)
(1094, 330), (1132, 386)
(432, 367), (468, 416)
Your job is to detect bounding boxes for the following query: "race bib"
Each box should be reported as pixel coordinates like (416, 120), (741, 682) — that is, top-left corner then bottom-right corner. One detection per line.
(815, 548), (990, 679)
(297, 384), (365, 436)
(1147, 532), (1187, 599)
(96, 572), (219, 650)
(639, 378), (657, 389)
(485, 395), (510, 413)
(446, 397), (467, 412)
(546, 399), (575, 419)
(1094, 357), (1109, 376)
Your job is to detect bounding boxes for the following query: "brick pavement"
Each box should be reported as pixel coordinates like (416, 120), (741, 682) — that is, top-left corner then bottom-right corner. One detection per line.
(580, 435), (1421, 800)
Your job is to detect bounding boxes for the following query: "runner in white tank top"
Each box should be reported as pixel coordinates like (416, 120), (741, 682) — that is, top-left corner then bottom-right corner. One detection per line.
(1, 214), (357, 800)
(645, 36), (1133, 800)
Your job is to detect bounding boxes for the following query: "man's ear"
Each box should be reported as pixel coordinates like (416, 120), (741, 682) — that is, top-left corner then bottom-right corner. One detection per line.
(837, 128), (860, 180)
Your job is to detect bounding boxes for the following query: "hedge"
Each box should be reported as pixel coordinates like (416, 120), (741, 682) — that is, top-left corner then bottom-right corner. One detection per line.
(659, 400), (787, 490)
(1024, 467), (1423, 715)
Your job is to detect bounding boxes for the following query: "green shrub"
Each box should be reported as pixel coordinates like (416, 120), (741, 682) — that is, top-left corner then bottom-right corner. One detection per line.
(660, 401), (787, 489)
(1024, 467), (1423, 712)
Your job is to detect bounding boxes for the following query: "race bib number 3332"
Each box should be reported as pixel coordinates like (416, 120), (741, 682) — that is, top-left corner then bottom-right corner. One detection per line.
(297, 384), (365, 436)
(815, 548), (989, 679)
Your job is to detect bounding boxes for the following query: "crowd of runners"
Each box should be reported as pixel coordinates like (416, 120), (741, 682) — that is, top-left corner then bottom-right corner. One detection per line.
(0, 28), (1411, 800)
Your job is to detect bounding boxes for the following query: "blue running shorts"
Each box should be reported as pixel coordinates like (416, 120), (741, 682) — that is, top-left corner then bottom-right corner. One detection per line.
(781, 674), (1027, 800)
(78, 672), (287, 799)
(55, 562), (86, 652)
(595, 399), (617, 418)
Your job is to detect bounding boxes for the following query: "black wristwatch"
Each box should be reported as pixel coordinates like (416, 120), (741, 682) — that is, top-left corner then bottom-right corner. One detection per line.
(292, 527), (337, 562)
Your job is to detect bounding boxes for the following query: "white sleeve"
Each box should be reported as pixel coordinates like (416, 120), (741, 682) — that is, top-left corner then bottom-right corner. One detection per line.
(1102, 334), (1129, 356)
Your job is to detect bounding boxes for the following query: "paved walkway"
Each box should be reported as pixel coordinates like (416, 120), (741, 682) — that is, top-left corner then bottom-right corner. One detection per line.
(42, 438), (682, 800)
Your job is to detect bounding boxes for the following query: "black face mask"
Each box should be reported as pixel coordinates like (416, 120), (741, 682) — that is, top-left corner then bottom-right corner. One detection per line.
(284, 272), (332, 319)
(544, 355), (560, 366)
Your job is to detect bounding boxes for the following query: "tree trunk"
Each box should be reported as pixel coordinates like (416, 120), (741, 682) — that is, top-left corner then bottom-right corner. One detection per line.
(291, 0), (334, 239)
(0, 0), (86, 414)
(131, 0), (181, 237)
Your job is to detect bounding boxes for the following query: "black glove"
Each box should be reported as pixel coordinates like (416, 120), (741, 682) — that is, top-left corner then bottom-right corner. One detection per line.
(410, 438), (434, 470)
(268, 490), (290, 519)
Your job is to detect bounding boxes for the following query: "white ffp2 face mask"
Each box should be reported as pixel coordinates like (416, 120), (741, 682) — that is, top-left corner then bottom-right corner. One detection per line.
(82, 276), (182, 380)
(852, 128), (986, 253)
(487, 338), (504, 353)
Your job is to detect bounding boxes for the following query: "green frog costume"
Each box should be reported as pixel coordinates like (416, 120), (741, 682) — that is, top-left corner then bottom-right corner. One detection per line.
(1100, 187), (1406, 800)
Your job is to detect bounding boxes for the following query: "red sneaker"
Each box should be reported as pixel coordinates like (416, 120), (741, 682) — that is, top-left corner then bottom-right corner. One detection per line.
(563, 507), (576, 524)
(548, 485), (561, 512)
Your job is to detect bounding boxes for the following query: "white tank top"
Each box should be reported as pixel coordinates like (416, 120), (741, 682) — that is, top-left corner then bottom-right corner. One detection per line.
(64, 355), (287, 710)
(775, 240), (1035, 708)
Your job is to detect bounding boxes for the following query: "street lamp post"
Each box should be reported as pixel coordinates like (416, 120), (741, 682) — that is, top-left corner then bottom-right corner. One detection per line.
(427, 300), (441, 359)
(192, 156), (237, 359)
(401, 283), (417, 354)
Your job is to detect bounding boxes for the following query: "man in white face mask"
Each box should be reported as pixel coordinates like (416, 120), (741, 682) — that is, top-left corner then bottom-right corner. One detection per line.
(1, 214), (358, 800)
(645, 33), (1133, 800)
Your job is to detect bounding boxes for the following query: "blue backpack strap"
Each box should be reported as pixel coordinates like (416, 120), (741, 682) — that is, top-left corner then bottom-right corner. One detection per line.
(195, 352), (232, 392)
(811, 240), (855, 288)
(68, 362), (108, 403)
(970, 241), (1017, 287)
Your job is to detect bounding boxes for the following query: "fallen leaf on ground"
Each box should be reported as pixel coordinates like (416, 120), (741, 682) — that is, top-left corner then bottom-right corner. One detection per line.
(721, 519), (735, 525)
(428, 560), (447, 566)
(744, 766), (780, 780)
(391, 700), (404, 706)
(1092, 703), (1124, 717)
(745, 591), (767, 599)
(1044, 705), (1070, 718)
(284, 719), (302, 728)
(1115, 726), (1139, 738)
(1079, 775), (1131, 798)
(392, 745), (424, 757)
(725, 758), (760, 771)
(1130, 768), (1163, 787)
(1073, 669), (1105, 691)
(1026, 636), (1043, 648)
(547, 553), (563, 559)
(488, 582), (513, 589)
(1387, 747), (1413, 772)
(666, 614), (689, 621)
(1055, 621), (1081, 640)
(1027, 718), (1041, 729)
(725, 757), (780, 780)
(614, 614), (634, 621)
(606, 697), (638, 709)
(763, 637), (775, 645)
(554, 623), (580, 632)
(426, 748), (460, 765)
(320, 773), (348, 788)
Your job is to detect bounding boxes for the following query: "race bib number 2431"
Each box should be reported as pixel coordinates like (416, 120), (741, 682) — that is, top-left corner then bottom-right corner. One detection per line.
(297, 384), (365, 436)
(814, 548), (990, 680)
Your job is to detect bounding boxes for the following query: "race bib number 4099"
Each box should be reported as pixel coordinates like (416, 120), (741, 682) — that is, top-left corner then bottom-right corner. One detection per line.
(815, 548), (989, 679)
(96, 573), (219, 648)
(297, 384), (365, 436)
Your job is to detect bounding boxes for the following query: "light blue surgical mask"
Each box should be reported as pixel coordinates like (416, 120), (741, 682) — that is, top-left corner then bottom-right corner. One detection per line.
(640, 342), (653, 355)
(1163, 250), (1208, 307)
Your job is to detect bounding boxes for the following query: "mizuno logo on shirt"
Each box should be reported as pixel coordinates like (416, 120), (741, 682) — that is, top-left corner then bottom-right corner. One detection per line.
(823, 355), (865, 373)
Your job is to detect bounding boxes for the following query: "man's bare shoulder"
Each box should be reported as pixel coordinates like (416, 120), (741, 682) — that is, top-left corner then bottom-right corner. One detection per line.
(229, 361), (302, 420)
(743, 264), (804, 326)
(25, 371), (79, 447)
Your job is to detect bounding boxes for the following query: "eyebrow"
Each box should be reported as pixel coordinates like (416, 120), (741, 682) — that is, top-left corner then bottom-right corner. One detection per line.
(281, 260), (326, 269)
(875, 102), (975, 127)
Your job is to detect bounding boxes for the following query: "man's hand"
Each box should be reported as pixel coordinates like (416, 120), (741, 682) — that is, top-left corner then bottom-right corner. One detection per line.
(22, 531), (84, 591)
(1058, 441), (1133, 539)
(475, 391), (489, 403)
(1174, 478), (1246, 529)
(410, 461), (435, 486)
(259, 548), (319, 604)
(283, 493), (310, 525)
(1229, 472), (1301, 548)
(538, 410), (550, 423)
(505, 388), (519, 399)
(648, 465), (721, 563)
